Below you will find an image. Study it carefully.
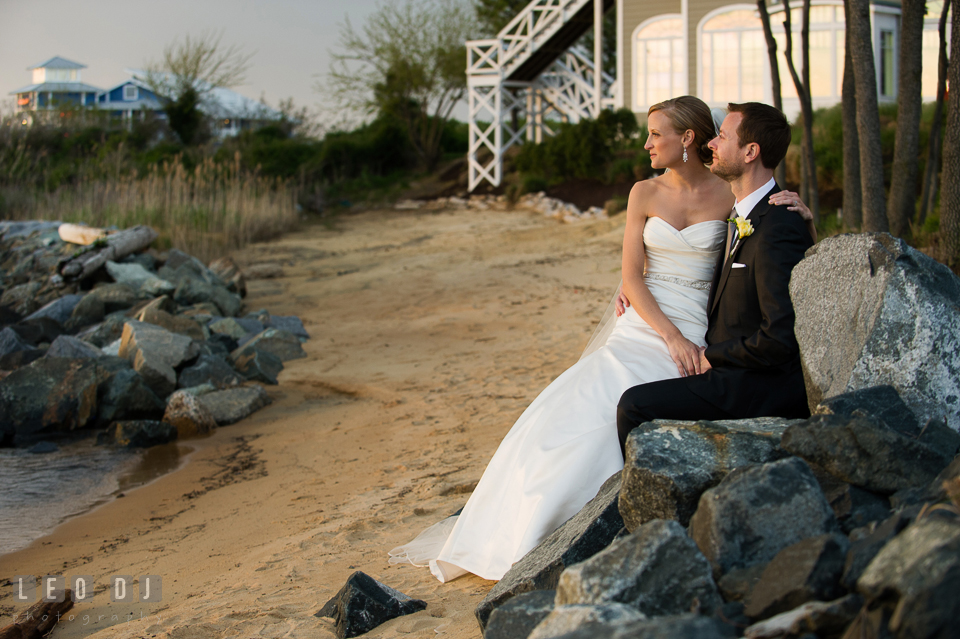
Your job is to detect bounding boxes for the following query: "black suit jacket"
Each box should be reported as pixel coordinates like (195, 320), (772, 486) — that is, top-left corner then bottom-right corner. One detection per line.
(684, 185), (813, 418)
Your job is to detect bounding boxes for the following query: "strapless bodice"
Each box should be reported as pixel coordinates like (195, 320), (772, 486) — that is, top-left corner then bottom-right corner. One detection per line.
(643, 217), (725, 287)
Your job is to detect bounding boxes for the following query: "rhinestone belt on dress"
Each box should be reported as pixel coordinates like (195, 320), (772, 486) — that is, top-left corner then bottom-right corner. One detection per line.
(644, 272), (711, 291)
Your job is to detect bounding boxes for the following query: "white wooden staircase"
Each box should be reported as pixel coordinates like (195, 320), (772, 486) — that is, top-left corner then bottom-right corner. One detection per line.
(466, 0), (616, 191)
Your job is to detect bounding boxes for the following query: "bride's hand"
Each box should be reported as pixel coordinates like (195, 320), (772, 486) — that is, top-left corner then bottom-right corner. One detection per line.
(615, 291), (631, 317)
(665, 334), (703, 377)
(768, 190), (812, 222)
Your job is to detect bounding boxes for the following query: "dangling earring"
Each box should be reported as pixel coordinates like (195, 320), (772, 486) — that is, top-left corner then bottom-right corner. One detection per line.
(682, 146), (688, 163)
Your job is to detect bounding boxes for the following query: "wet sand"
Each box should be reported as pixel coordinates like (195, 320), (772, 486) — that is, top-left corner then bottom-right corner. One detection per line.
(0, 206), (625, 638)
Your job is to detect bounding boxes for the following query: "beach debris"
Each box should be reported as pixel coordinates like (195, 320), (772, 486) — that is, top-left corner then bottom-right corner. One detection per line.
(0, 588), (74, 639)
(316, 571), (426, 639)
(791, 233), (960, 431)
(163, 390), (217, 438)
(198, 385), (271, 425)
(475, 471), (624, 630)
(556, 519), (721, 617)
(96, 420), (177, 448)
(689, 457), (839, 580)
(742, 533), (849, 620)
(528, 603), (645, 639)
(484, 590), (556, 639)
(59, 222), (109, 245)
(620, 418), (793, 531)
(59, 225), (158, 281)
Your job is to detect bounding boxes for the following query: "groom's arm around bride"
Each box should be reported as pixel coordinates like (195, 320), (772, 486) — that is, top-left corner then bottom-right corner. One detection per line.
(617, 102), (814, 456)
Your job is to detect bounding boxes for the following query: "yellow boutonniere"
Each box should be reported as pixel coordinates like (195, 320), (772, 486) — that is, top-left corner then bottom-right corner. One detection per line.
(728, 216), (754, 239)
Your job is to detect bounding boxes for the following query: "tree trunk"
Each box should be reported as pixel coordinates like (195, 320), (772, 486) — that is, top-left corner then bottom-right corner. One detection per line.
(0, 592), (73, 639)
(758, 0), (786, 185)
(886, 0), (926, 236)
(847, 0), (889, 232)
(783, 0), (820, 222)
(940, 0), (960, 264)
(841, 0), (862, 231)
(58, 225), (159, 281)
(919, 0), (951, 227)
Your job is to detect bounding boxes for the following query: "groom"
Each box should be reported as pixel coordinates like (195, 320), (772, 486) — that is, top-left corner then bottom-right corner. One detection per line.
(616, 102), (813, 456)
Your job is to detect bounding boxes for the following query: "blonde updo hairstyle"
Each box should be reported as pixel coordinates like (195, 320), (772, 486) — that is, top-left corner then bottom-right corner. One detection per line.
(647, 96), (717, 164)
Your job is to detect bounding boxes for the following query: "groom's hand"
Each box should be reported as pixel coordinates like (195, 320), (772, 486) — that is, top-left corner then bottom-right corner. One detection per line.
(615, 292), (631, 317)
(698, 347), (713, 373)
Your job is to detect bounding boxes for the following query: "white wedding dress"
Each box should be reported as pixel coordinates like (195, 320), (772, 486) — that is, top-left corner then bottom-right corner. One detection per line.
(389, 216), (726, 582)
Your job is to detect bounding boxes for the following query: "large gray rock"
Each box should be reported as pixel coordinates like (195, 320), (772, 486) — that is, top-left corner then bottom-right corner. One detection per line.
(163, 390), (217, 438)
(97, 420), (177, 448)
(528, 604), (645, 639)
(545, 614), (736, 639)
(841, 510), (915, 592)
(689, 457), (838, 580)
(620, 418), (792, 530)
(0, 281), (42, 316)
(118, 320), (196, 398)
(177, 354), (243, 390)
(268, 315), (309, 339)
(791, 233), (960, 431)
(240, 328), (306, 362)
(208, 256), (246, 297)
(96, 364), (165, 424)
(0, 326), (33, 358)
(68, 294), (106, 331)
(0, 357), (100, 445)
(46, 335), (104, 359)
(781, 414), (951, 494)
(230, 343), (284, 385)
(87, 282), (138, 313)
(23, 294), (84, 326)
(743, 533), (849, 620)
(556, 519), (721, 617)
(743, 594), (863, 639)
(315, 571), (426, 639)
(198, 385), (271, 425)
(484, 591), (556, 639)
(137, 306), (206, 341)
(476, 472), (625, 629)
(75, 312), (127, 347)
(105, 260), (174, 296)
(814, 385), (921, 437)
(208, 317), (248, 340)
(857, 517), (960, 638)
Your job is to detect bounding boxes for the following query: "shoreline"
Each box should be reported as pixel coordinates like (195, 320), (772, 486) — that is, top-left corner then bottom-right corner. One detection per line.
(0, 207), (626, 638)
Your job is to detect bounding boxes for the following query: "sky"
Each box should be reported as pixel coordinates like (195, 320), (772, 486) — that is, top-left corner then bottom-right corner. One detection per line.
(0, 0), (388, 124)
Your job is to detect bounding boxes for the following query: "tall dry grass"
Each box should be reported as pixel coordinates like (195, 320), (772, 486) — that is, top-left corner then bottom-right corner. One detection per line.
(1, 153), (299, 262)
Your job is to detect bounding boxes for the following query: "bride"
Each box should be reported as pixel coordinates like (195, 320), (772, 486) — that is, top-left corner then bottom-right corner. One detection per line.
(390, 96), (813, 583)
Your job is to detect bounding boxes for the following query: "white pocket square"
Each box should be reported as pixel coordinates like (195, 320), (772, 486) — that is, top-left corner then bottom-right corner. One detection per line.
(731, 263), (747, 269)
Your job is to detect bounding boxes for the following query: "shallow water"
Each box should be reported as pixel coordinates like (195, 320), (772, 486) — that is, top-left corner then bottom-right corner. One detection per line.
(0, 439), (185, 556)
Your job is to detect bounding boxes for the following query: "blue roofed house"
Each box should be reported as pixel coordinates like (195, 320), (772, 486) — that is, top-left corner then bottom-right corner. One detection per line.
(97, 76), (166, 124)
(11, 56), (102, 118)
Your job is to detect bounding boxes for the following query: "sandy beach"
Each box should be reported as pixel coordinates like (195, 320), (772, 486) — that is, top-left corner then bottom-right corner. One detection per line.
(0, 205), (627, 639)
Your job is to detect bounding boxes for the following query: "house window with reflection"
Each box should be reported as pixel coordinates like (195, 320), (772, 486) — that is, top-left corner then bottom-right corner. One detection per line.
(700, 8), (766, 104)
(773, 3), (846, 101)
(635, 16), (685, 110)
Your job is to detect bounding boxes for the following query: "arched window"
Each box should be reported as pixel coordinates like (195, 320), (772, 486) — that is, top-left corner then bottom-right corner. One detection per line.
(634, 16), (685, 110)
(773, 4), (846, 100)
(700, 8), (766, 104)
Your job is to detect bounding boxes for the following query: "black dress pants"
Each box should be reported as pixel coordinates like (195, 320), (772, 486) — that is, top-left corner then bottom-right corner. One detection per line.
(616, 377), (732, 458)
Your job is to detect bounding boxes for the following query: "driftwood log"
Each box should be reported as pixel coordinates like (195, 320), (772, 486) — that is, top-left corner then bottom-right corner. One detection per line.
(58, 223), (109, 246)
(0, 590), (73, 639)
(59, 225), (158, 281)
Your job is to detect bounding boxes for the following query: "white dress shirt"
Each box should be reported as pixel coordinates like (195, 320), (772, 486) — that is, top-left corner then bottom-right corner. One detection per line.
(734, 177), (777, 220)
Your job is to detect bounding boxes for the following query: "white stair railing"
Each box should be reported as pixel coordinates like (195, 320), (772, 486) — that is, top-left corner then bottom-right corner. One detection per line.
(466, 0), (615, 191)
